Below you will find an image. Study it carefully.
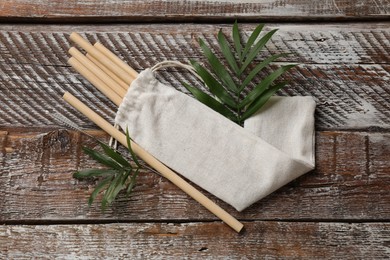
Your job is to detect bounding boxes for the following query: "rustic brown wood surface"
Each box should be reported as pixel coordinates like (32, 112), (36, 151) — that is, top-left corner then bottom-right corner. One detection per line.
(1, 222), (389, 259)
(0, 0), (389, 22)
(0, 24), (389, 131)
(0, 2), (389, 259)
(0, 129), (389, 222)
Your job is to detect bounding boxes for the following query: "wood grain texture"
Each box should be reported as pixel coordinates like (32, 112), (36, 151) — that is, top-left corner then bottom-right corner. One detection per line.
(0, 23), (389, 130)
(1, 222), (389, 259)
(0, 11), (388, 259)
(0, 0), (389, 22)
(0, 129), (388, 222)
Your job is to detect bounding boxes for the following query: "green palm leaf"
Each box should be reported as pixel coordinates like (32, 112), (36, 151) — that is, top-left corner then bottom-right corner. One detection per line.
(101, 171), (125, 209)
(241, 81), (288, 121)
(199, 38), (238, 92)
(126, 169), (139, 196)
(241, 24), (264, 61)
(126, 128), (141, 168)
(217, 30), (240, 76)
(111, 172), (129, 198)
(240, 53), (288, 92)
(82, 146), (122, 170)
(73, 169), (116, 179)
(185, 22), (297, 125)
(190, 60), (237, 109)
(99, 142), (131, 168)
(239, 64), (296, 109)
(183, 82), (237, 121)
(240, 29), (278, 74)
(88, 176), (112, 206)
(232, 21), (242, 61)
(75, 132), (142, 210)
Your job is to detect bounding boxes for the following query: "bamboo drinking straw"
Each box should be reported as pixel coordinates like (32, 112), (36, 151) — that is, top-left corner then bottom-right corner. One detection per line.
(70, 33), (134, 85)
(67, 33), (243, 232)
(86, 53), (129, 90)
(69, 47), (127, 98)
(63, 92), (244, 233)
(93, 42), (138, 79)
(68, 57), (122, 106)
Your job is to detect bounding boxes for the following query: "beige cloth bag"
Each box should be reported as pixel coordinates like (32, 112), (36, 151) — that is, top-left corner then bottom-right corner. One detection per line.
(115, 69), (315, 211)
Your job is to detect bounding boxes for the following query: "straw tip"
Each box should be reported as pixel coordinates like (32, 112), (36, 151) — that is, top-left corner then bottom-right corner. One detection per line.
(67, 56), (76, 64)
(69, 46), (79, 53)
(69, 32), (80, 40)
(62, 91), (71, 99)
(236, 223), (245, 233)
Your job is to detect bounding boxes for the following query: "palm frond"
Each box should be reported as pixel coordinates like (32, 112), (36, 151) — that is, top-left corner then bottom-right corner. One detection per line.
(240, 29), (278, 74)
(241, 24), (264, 61)
(75, 132), (142, 210)
(240, 53), (288, 92)
(217, 30), (240, 77)
(184, 22), (297, 125)
(232, 21), (242, 61)
(239, 65), (296, 109)
(190, 60), (237, 109)
(241, 81), (288, 121)
(199, 37), (238, 92)
(183, 82), (237, 122)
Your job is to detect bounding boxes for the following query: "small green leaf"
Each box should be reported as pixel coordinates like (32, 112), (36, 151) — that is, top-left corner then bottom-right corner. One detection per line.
(88, 176), (112, 206)
(240, 53), (288, 92)
(190, 60), (237, 109)
(239, 64), (296, 109)
(99, 142), (130, 168)
(126, 169), (139, 196)
(241, 81), (288, 121)
(76, 130), (142, 211)
(111, 172), (128, 197)
(199, 38), (238, 92)
(182, 82), (237, 121)
(232, 20), (242, 60)
(240, 29), (278, 74)
(241, 24), (264, 61)
(126, 127), (141, 168)
(101, 172), (125, 209)
(217, 30), (240, 76)
(82, 146), (122, 170)
(73, 168), (116, 179)
(122, 169), (131, 185)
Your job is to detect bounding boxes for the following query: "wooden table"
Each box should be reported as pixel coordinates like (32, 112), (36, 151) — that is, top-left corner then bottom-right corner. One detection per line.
(0, 1), (389, 259)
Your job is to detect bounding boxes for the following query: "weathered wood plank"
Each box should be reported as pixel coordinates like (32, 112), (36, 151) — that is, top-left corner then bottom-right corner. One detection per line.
(0, 129), (389, 222)
(1, 222), (389, 259)
(1, 23), (389, 65)
(0, 0), (389, 22)
(0, 24), (389, 130)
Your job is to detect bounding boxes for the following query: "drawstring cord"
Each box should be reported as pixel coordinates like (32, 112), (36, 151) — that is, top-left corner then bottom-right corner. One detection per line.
(151, 60), (204, 83)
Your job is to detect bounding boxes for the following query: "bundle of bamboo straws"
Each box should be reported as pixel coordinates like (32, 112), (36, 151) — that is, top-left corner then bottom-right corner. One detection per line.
(64, 33), (243, 232)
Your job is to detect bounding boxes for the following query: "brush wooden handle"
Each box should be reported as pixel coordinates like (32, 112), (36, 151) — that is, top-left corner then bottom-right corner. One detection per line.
(63, 92), (244, 233)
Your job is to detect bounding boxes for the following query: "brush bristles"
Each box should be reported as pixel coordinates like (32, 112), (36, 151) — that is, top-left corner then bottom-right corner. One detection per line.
(51, 112), (84, 131)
